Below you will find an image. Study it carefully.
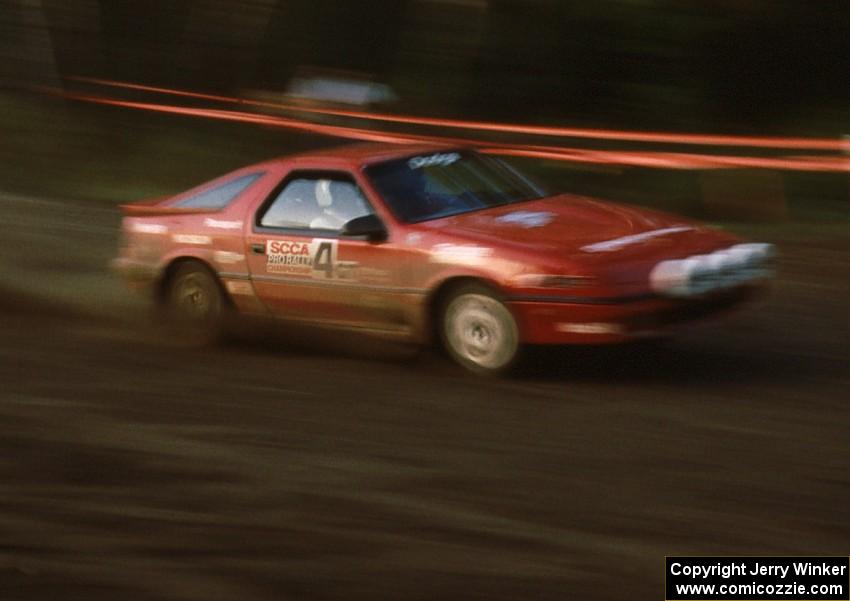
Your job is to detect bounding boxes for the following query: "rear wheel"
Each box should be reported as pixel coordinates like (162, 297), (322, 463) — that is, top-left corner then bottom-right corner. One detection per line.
(163, 262), (228, 344)
(441, 284), (520, 375)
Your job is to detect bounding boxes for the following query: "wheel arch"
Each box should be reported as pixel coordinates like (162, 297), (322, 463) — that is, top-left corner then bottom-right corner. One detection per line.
(156, 256), (233, 308)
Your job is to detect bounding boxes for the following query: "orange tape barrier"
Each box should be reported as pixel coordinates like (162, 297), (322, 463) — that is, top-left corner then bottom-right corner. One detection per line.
(490, 148), (850, 172)
(68, 76), (848, 152)
(46, 86), (850, 173)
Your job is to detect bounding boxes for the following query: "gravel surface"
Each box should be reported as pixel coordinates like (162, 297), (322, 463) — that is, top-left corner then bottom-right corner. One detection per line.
(1, 193), (848, 600)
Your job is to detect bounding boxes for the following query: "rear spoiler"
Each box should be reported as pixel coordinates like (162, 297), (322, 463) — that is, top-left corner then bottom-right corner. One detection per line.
(119, 197), (221, 217)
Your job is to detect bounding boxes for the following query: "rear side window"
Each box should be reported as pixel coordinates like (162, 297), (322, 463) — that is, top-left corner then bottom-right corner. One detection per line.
(174, 172), (263, 209)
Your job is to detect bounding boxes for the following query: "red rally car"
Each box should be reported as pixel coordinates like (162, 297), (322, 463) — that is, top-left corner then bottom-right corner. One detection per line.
(113, 143), (774, 374)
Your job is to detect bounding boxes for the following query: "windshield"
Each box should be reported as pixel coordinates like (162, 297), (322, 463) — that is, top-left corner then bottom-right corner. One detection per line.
(364, 151), (548, 223)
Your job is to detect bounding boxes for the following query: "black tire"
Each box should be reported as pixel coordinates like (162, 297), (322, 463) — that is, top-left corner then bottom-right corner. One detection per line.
(163, 262), (228, 345)
(440, 283), (521, 375)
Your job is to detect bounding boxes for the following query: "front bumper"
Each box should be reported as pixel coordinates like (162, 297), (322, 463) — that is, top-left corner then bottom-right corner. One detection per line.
(509, 284), (760, 345)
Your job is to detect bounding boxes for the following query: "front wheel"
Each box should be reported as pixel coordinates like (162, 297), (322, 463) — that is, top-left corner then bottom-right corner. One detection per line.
(163, 262), (228, 344)
(441, 285), (520, 375)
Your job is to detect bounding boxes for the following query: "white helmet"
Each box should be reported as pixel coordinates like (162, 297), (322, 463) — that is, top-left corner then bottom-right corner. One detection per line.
(315, 179), (333, 209)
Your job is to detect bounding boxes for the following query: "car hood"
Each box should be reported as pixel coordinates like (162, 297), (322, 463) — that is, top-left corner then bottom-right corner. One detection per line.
(419, 194), (738, 263)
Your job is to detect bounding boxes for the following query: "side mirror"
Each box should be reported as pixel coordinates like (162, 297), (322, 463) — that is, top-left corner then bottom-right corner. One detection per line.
(341, 214), (387, 242)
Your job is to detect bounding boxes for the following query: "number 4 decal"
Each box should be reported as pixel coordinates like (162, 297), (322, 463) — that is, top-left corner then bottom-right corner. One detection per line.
(313, 241), (334, 278)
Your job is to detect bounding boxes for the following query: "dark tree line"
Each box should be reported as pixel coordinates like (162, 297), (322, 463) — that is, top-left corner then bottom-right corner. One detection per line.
(3, 0), (848, 134)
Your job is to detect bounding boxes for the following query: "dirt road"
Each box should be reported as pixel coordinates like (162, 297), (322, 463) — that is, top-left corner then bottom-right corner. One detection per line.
(1, 194), (848, 600)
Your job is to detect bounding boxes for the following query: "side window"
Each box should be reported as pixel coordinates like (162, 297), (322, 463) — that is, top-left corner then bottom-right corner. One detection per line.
(259, 174), (371, 232)
(174, 173), (263, 209)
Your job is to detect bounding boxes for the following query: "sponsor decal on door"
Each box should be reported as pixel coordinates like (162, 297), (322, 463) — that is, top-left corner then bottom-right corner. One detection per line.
(266, 239), (337, 278)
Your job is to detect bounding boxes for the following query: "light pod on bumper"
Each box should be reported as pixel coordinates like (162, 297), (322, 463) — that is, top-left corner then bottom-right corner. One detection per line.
(650, 243), (775, 297)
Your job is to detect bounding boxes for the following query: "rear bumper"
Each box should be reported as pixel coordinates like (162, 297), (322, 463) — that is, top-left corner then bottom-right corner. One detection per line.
(110, 257), (159, 290)
(509, 285), (761, 344)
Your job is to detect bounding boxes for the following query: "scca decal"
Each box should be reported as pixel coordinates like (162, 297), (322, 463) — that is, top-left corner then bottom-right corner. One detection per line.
(268, 240), (311, 255)
(266, 238), (338, 278)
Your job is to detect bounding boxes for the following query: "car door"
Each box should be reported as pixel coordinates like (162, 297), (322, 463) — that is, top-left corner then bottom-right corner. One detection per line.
(244, 169), (421, 334)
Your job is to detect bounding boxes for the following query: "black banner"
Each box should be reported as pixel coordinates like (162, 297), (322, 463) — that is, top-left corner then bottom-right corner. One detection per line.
(666, 557), (850, 601)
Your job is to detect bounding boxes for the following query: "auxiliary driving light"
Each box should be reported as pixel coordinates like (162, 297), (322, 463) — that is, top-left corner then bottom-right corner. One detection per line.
(650, 243), (775, 297)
